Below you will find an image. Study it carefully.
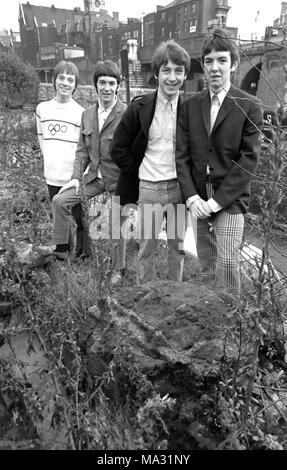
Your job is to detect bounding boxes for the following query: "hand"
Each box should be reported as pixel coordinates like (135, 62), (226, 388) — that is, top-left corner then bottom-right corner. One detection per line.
(189, 198), (212, 219)
(58, 179), (80, 195)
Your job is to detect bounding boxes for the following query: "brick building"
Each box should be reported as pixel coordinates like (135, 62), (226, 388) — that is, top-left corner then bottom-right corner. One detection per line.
(0, 30), (21, 55)
(140, 0), (236, 90)
(18, 1), (142, 83)
(18, 0), (237, 90)
(265, 1), (287, 43)
(93, 17), (142, 64)
(18, 1), (121, 81)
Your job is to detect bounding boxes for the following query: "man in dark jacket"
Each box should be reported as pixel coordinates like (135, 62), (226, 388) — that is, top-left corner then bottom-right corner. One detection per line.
(111, 40), (190, 284)
(42, 60), (127, 285)
(176, 28), (263, 293)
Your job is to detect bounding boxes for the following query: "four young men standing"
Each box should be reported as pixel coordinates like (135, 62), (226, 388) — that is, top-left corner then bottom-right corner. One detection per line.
(38, 28), (262, 293)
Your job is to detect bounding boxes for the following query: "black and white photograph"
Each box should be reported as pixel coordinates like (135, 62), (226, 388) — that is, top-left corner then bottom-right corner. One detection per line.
(0, 0), (286, 454)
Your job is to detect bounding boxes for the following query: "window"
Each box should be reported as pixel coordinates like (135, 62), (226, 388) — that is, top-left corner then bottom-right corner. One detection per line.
(133, 30), (139, 38)
(177, 7), (181, 17)
(169, 31), (172, 39)
(127, 31), (131, 39)
(183, 6), (187, 16)
(191, 3), (196, 14)
(183, 21), (187, 32)
(160, 12), (166, 21)
(177, 28), (181, 37)
(189, 18), (197, 31)
(161, 26), (165, 37)
(108, 35), (113, 56)
(168, 14), (173, 23)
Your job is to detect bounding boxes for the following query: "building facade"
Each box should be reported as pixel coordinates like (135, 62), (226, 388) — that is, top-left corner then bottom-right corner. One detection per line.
(18, 0), (237, 90)
(265, 1), (287, 43)
(140, 0), (236, 90)
(0, 30), (21, 55)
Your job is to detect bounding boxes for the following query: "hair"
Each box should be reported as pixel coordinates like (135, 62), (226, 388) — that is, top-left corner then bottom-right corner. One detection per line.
(52, 61), (80, 91)
(201, 28), (240, 66)
(151, 40), (191, 77)
(93, 60), (121, 90)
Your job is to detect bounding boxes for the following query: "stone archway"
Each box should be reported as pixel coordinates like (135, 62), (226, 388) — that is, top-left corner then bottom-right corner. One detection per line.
(240, 63), (263, 96)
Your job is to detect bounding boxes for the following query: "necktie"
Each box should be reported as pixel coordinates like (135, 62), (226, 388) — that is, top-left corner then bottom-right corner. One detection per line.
(210, 94), (220, 133)
(165, 100), (173, 115)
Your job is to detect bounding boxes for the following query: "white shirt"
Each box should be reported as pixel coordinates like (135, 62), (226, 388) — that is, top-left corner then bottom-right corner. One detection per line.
(98, 96), (117, 132)
(138, 90), (179, 181)
(186, 83), (231, 213)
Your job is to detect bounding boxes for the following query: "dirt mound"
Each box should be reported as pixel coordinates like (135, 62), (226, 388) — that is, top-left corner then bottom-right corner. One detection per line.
(86, 280), (248, 449)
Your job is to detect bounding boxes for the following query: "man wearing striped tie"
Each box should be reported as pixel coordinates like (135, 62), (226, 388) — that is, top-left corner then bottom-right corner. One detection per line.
(176, 28), (263, 293)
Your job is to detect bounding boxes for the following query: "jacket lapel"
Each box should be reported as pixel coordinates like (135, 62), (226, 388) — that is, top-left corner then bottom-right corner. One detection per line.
(83, 103), (98, 134)
(212, 86), (236, 135)
(92, 102), (99, 135)
(138, 91), (157, 137)
(199, 91), (210, 137)
(100, 99), (122, 133)
(176, 94), (184, 121)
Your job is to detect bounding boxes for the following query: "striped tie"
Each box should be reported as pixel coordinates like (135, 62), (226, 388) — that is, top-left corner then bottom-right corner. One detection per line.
(210, 94), (220, 133)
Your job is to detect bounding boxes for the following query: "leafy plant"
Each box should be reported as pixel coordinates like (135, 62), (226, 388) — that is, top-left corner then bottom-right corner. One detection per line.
(0, 52), (39, 108)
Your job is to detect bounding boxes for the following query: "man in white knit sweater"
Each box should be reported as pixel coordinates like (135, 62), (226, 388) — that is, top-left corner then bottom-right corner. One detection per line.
(36, 61), (87, 258)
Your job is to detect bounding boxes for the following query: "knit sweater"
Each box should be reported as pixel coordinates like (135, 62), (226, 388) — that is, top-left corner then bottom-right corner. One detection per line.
(36, 98), (84, 186)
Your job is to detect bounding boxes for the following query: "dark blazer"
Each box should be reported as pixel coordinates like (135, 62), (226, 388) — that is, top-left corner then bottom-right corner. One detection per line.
(110, 90), (184, 205)
(175, 85), (263, 214)
(72, 98), (126, 191)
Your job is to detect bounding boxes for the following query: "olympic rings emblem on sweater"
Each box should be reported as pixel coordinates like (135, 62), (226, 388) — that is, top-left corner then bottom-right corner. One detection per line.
(48, 124), (68, 135)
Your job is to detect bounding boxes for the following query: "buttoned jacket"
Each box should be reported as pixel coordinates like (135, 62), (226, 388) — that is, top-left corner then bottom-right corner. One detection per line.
(176, 85), (263, 213)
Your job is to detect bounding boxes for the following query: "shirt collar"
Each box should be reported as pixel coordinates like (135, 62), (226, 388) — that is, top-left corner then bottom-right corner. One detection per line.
(157, 89), (179, 112)
(98, 96), (117, 114)
(210, 83), (231, 106)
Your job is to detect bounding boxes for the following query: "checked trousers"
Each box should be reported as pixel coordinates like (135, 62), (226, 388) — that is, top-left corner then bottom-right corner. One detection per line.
(51, 178), (126, 270)
(136, 179), (186, 284)
(196, 182), (244, 293)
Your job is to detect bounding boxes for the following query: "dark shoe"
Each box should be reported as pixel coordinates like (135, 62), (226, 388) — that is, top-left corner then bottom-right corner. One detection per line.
(71, 253), (90, 264)
(36, 246), (69, 260)
(52, 250), (69, 260)
(75, 228), (92, 258)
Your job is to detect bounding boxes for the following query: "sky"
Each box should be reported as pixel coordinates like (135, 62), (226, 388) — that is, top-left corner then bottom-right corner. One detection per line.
(0, 0), (284, 40)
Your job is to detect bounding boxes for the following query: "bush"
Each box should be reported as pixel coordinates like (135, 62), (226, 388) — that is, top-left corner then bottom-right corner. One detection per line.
(0, 52), (39, 108)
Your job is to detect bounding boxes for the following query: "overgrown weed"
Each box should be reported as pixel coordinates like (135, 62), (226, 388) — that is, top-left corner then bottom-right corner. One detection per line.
(0, 106), (287, 450)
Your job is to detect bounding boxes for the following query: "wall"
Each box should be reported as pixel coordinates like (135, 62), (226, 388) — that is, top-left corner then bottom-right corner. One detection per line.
(257, 47), (287, 109)
(37, 83), (155, 107)
(233, 44), (287, 110)
(37, 83), (197, 108)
